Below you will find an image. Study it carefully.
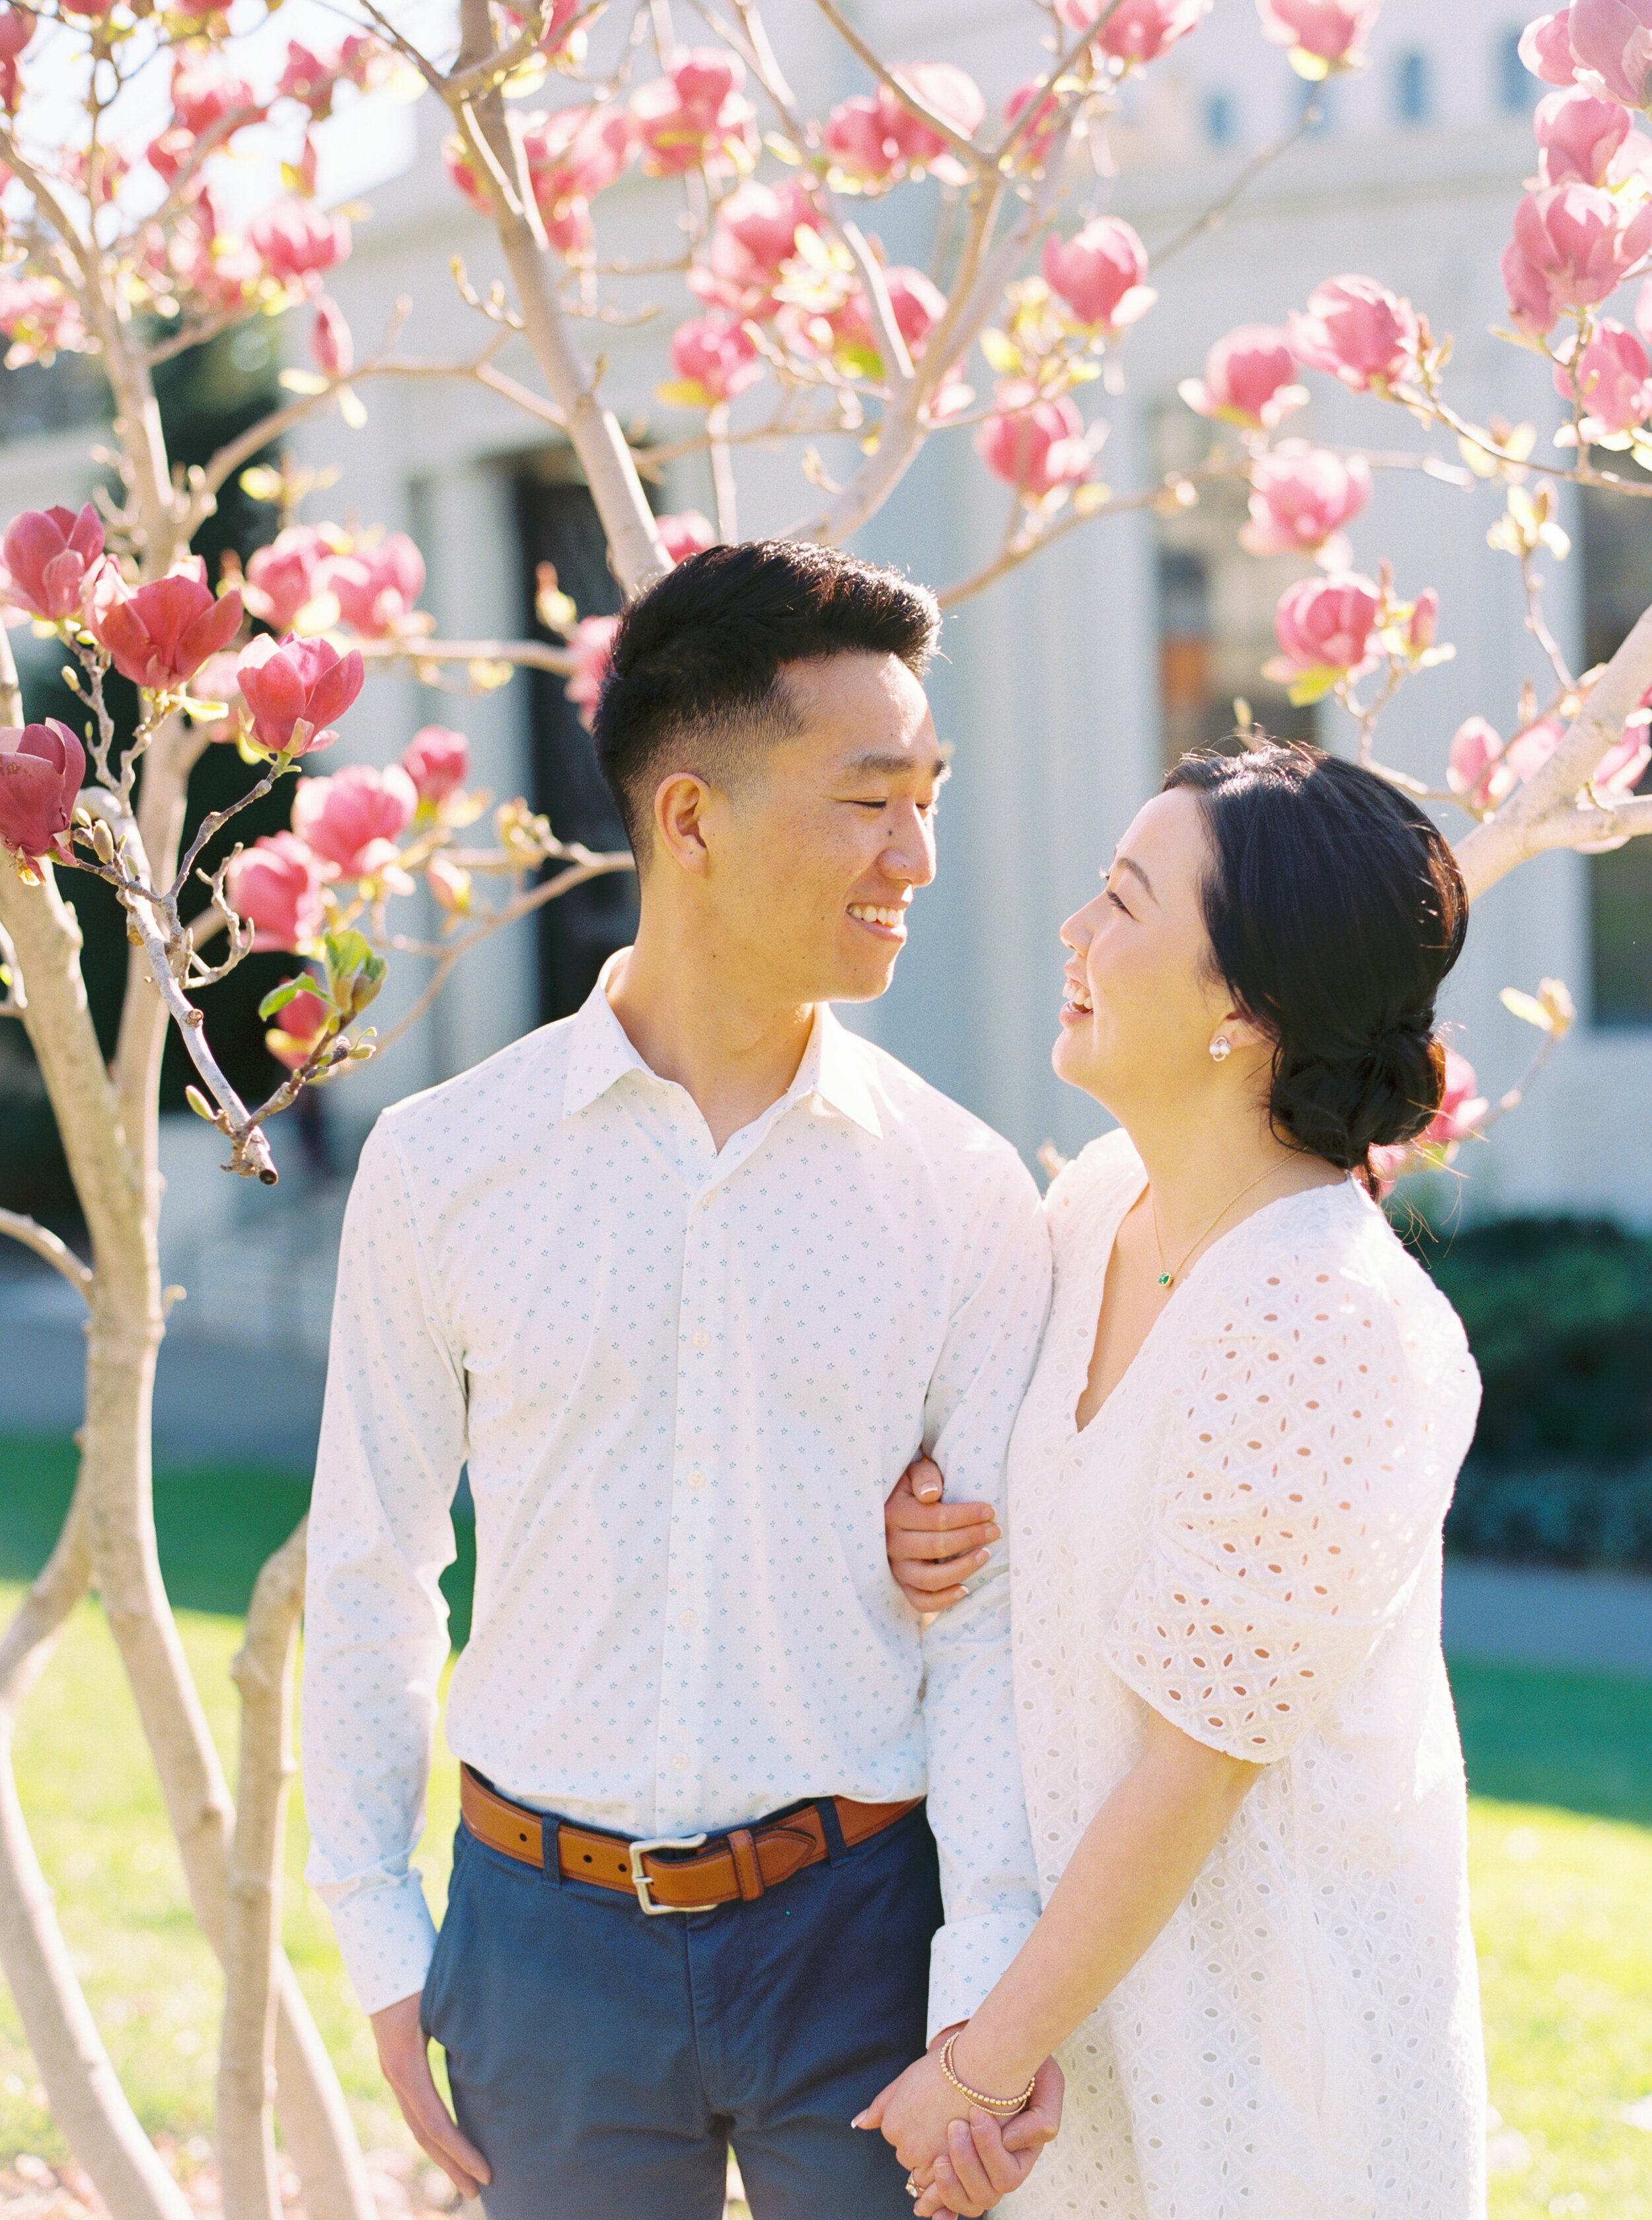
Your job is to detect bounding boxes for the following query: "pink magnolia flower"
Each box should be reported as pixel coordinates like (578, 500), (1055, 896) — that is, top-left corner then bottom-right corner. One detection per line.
(426, 854), (472, 916)
(0, 275), (90, 367)
(243, 526), (329, 632)
(236, 632), (363, 756)
(975, 384), (1092, 499)
(695, 178), (818, 311)
(1569, 0), (1652, 109)
(0, 720), (84, 861)
(834, 268), (948, 373)
(1043, 218), (1154, 334)
(1424, 1051), (1487, 1150)
(1536, 87), (1632, 185)
(1179, 324), (1308, 428)
(1240, 442), (1372, 557)
(631, 50), (757, 176)
(567, 614), (619, 730)
(823, 65), (983, 184)
(87, 556), (243, 690)
(1290, 274), (1420, 392)
(169, 56), (262, 138)
(1, 503), (102, 622)
(519, 105), (636, 250)
(318, 533), (426, 637)
(247, 200), (350, 289)
(1265, 572), (1382, 680)
(276, 34), (379, 118)
(292, 762), (418, 879)
(1598, 724), (1652, 792)
(266, 982), (331, 1071)
(1448, 716), (1513, 806)
(1504, 182), (1652, 336)
(1555, 318), (1652, 433)
(402, 725), (470, 806)
(1256, 0), (1378, 63)
(665, 318), (763, 406)
(224, 831), (326, 951)
(1521, 10), (1581, 83)
(1057, 0), (1212, 59)
(656, 511), (716, 564)
(311, 296), (352, 379)
(0, 9), (31, 112)
(1001, 81), (1063, 168)
(1503, 715), (1567, 781)
(1404, 587), (1441, 657)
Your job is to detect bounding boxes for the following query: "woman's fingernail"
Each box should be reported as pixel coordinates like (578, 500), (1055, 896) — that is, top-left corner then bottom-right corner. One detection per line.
(850, 2112), (865, 2128)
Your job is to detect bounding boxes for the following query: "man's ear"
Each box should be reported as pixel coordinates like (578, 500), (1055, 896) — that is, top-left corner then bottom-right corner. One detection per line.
(652, 771), (715, 877)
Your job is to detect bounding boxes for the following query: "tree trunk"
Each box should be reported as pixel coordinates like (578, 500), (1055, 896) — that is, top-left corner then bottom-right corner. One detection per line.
(219, 1520), (307, 2220)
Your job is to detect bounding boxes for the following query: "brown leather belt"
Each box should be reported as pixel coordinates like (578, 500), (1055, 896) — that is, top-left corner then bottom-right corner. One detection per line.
(459, 1763), (923, 1915)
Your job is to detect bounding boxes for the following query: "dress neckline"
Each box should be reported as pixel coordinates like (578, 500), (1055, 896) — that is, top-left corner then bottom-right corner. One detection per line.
(1069, 1157), (1358, 1439)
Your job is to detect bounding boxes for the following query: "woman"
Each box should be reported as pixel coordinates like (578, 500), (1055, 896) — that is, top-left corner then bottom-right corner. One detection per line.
(867, 743), (1486, 2218)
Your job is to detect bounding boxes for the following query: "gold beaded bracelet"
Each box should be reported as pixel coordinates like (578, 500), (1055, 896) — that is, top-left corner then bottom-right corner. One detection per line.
(940, 2032), (1036, 2118)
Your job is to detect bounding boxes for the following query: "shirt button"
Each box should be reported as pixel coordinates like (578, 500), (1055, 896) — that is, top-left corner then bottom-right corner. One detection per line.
(688, 1469), (707, 1489)
(678, 1610), (698, 1630)
(671, 1752), (689, 1772)
(691, 1331), (709, 1350)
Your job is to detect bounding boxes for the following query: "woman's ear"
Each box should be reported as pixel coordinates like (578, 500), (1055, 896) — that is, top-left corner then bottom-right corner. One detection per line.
(1212, 1006), (1272, 1058)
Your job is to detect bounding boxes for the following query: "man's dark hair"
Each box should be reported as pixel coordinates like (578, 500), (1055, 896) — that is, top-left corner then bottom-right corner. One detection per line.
(592, 539), (940, 856)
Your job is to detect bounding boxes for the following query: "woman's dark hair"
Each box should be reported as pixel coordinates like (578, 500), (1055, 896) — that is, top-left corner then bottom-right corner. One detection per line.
(1163, 742), (1468, 1193)
(593, 539), (940, 854)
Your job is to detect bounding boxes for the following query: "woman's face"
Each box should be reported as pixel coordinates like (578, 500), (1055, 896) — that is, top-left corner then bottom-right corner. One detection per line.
(1053, 787), (1239, 1115)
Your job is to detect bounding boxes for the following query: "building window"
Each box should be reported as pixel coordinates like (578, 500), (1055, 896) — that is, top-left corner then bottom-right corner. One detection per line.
(1203, 90), (1236, 147)
(1498, 25), (1538, 112)
(1581, 466), (1652, 1025)
(1150, 404), (1318, 769)
(1396, 50), (1433, 124)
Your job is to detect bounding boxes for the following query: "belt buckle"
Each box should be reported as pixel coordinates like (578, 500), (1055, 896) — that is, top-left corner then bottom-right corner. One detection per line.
(628, 1832), (714, 1915)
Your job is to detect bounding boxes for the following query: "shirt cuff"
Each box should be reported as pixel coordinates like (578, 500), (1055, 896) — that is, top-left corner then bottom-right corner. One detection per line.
(926, 1906), (1039, 2045)
(319, 1871), (439, 2019)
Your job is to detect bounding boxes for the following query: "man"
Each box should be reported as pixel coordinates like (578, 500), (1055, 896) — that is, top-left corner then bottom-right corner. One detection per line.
(302, 540), (1057, 2219)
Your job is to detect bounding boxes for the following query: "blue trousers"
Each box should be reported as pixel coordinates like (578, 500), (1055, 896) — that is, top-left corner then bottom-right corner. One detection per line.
(421, 1800), (943, 2219)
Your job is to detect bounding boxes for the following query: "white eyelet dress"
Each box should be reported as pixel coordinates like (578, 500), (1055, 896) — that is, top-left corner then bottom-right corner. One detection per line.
(1006, 1131), (1487, 2220)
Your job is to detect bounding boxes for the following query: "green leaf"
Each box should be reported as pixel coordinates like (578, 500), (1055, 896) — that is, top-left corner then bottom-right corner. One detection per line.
(257, 978), (310, 1022)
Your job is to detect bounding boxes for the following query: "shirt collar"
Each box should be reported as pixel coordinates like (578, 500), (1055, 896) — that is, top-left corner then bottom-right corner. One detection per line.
(561, 951), (882, 1140)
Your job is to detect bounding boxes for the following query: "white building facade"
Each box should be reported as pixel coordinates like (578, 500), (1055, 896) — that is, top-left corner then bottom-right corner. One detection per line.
(7, 0), (1651, 1312)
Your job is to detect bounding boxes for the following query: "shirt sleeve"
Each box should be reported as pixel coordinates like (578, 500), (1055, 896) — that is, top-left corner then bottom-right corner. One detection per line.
(1106, 1255), (1448, 1765)
(918, 1144), (1052, 2039)
(301, 1115), (468, 2017)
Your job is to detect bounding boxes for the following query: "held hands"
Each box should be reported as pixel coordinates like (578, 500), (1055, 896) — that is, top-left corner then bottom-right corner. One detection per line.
(370, 1991), (491, 2202)
(853, 2026), (1065, 2218)
(884, 1459), (999, 1613)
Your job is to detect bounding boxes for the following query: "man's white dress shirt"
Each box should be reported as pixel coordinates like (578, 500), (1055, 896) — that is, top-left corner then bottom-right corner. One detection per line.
(302, 958), (1051, 2032)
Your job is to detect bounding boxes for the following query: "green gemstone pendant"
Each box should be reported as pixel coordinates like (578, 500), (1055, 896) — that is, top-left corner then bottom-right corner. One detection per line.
(1157, 1271), (1172, 1287)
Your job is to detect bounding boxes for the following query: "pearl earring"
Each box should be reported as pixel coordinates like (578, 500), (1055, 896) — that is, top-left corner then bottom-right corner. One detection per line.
(1209, 1037), (1232, 1064)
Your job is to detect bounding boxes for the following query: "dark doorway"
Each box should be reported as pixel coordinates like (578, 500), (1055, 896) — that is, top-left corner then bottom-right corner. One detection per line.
(514, 468), (640, 1023)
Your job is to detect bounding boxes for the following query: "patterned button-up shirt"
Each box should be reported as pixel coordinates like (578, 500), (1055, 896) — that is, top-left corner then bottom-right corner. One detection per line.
(301, 958), (1051, 2030)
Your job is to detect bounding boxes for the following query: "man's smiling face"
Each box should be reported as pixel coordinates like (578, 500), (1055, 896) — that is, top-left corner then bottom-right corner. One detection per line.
(696, 650), (946, 1007)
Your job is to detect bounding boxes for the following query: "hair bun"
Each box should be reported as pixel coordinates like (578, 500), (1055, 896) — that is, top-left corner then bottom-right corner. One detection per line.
(1273, 1023), (1446, 1171)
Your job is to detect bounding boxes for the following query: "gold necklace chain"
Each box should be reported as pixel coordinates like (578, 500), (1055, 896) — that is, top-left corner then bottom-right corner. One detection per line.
(1148, 1161), (1297, 1290)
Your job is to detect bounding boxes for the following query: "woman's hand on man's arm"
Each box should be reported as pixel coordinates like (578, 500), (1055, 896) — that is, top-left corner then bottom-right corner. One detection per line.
(884, 1459), (999, 1613)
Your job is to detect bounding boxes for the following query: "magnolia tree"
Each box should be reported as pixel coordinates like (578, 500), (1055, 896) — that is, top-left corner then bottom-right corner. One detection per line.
(0, 0), (1651, 2212)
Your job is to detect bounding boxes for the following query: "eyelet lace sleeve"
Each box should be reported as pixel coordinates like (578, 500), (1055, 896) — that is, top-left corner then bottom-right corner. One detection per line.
(1104, 1252), (1460, 1764)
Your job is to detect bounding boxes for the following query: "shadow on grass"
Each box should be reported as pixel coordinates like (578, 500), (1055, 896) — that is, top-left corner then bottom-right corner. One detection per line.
(0, 1434), (478, 1644)
(2, 1433), (1647, 1826)
(1447, 1654), (1652, 1827)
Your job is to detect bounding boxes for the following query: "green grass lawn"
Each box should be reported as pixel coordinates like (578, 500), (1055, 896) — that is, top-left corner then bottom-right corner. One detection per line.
(0, 1434), (1647, 2213)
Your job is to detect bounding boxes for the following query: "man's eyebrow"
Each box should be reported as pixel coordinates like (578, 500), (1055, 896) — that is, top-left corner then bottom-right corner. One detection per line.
(1112, 853), (1156, 901)
(842, 751), (952, 783)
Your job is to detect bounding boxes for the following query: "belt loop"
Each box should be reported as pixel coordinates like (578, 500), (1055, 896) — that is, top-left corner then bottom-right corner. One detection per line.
(815, 1797), (849, 1867)
(541, 1813), (564, 1888)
